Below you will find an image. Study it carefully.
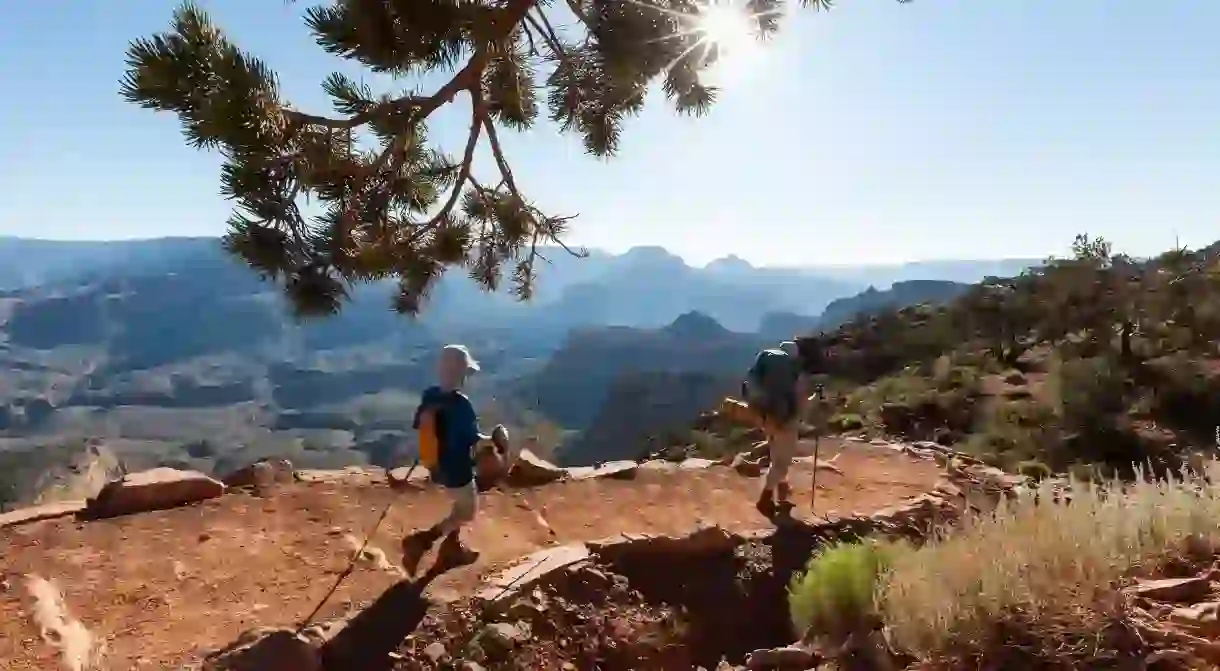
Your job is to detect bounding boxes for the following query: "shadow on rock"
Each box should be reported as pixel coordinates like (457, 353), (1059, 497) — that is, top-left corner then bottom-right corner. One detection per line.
(320, 566), (445, 671)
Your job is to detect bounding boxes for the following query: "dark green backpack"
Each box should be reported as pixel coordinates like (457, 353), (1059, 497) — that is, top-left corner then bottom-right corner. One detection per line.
(743, 348), (800, 421)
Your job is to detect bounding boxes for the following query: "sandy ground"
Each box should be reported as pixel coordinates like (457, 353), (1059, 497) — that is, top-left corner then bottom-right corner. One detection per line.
(0, 441), (942, 669)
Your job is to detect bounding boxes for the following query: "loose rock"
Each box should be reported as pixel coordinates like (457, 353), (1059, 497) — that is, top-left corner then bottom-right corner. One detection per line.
(422, 641), (447, 661)
(85, 468), (225, 519)
(744, 644), (818, 670)
(481, 621), (528, 655)
(1126, 576), (1213, 604)
(223, 459), (295, 488)
(505, 449), (568, 487)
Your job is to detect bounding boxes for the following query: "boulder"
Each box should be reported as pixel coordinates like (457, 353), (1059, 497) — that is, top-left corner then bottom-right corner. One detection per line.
(589, 525), (741, 564)
(1126, 576), (1213, 604)
(223, 459), (295, 488)
(203, 629), (321, 671)
(505, 449), (568, 487)
(84, 468), (225, 519)
(732, 454), (765, 477)
(719, 397), (758, 426)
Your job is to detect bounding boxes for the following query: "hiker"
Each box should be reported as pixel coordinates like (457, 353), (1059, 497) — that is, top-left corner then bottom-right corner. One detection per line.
(743, 340), (812, 517)
(400, 344), (511, 575)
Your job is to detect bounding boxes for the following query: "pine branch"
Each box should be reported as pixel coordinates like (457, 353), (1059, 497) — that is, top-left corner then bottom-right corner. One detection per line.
(418, 90), (485, 235)
(122, 0), (915, 318)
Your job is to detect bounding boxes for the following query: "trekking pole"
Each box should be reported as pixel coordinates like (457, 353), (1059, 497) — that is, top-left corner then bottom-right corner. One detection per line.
(295, 458), (420, 634)
(810, 384), (825, 516)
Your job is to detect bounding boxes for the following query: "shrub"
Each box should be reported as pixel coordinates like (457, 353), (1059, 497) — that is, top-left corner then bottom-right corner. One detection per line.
(963, 399), (1059, 468)
(878, 463), (1220, 662)
(1056, 355), (1128, 431)
(788, 540), (899, 641)
(1016, 460), (1052, 481)
(828, 413), (865, 432)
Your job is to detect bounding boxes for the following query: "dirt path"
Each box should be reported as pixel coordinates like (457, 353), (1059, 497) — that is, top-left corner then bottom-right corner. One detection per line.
(0, 442), (942, 670)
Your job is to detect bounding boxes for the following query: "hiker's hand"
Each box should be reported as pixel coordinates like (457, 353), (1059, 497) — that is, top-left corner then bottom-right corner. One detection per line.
(491, 424), (510, 450)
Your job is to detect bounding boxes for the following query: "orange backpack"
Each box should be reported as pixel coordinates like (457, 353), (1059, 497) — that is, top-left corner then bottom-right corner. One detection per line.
(417, 407), (440, 469)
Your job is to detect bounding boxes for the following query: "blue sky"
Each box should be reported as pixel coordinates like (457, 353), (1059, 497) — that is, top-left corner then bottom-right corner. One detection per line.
(0, 1), (1215, 267)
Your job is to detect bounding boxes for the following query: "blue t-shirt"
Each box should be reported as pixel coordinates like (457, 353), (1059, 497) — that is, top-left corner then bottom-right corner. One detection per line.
(413, 386), (481, 488)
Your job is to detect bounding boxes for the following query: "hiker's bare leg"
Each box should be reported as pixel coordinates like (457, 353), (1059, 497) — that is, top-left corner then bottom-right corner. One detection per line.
(435, 481), (480, 567)
(401, 525), (442, 576)
(402, 480), (479, 574)
(763, 422), (798, 509)
(756, 423), (779, 516)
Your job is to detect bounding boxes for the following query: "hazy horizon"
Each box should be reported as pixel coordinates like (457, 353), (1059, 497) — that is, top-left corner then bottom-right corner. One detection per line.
(0, 233), (1045, 272)
(3, 1), (1216, 267)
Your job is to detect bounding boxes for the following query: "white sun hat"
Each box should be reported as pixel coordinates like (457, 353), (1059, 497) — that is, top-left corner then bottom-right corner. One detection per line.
(441, 343), (481, 372)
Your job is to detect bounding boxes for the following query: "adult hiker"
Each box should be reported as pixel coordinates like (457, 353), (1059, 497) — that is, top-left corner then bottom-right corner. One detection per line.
(743, 340), (813, 517)
(399, 343), (512, 575)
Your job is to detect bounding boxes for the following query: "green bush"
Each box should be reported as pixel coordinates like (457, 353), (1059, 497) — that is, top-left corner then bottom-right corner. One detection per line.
(788, 540), (899, 641)
(828, 412), (865, 432)
(1016, 459), (1053, 481)
(1056, 356), (1128, 430)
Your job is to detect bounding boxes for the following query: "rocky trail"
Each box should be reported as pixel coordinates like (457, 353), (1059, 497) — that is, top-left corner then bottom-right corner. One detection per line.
(0, 439), (949, 670)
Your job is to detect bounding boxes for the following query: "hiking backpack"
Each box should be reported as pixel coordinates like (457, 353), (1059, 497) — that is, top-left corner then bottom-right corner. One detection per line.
(743, 348), (801, 422)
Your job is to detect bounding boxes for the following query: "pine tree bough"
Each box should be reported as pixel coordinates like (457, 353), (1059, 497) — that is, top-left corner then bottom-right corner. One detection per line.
(119, 0), (910, 318)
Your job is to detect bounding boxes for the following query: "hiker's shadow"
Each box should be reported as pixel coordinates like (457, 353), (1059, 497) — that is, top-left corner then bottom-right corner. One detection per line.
(320, 565), (448, 671)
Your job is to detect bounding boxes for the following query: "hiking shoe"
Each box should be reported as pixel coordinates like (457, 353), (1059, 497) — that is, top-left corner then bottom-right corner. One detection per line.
(776, 481), (792, 504)
(400, 532), (436, 576)
(436, 534), (480, 569)
(755, 495), (777, 519)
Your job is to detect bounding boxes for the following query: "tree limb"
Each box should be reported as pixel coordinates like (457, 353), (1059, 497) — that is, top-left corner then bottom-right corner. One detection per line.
(527, 11), (568, 63)
(479, 109), (522, 205)
(413, 88), (486, 239)
(332, 0), (538, 249)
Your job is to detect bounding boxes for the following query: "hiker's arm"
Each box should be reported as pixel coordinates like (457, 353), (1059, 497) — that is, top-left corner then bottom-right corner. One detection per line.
(455, 397), (483, 453)
(795, 374), (814, 415)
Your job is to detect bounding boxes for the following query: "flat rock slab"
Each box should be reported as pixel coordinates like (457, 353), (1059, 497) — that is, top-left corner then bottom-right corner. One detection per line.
(475, 543), (591, 609)
(84, 468), (225, 519)
(565, 460), (638, 481)
(588, 525), (742, 563)
(1127, 576), (1215, 604)
(0, 500), (86, 529)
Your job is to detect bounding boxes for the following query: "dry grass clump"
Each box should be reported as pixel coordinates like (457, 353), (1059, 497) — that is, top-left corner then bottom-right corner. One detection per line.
(879, 462), (1220, 660)
(25, 574), (106, 671)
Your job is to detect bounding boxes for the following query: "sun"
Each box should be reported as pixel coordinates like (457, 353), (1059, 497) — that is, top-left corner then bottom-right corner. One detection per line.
(690, 1), (766, 83)
(695, 2), (759, 55)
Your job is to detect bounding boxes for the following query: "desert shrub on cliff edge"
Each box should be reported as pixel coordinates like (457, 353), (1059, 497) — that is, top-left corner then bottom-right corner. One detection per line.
(878, 463), (1220, 664)
(788, 540), (899, 642)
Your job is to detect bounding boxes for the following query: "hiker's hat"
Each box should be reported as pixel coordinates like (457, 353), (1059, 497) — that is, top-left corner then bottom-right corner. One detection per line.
(441, 344), (481, 372)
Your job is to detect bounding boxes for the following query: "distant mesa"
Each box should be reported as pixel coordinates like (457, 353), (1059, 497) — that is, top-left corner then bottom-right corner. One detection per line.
(663, 311), (730, 339)
(705, 254), (755, 273)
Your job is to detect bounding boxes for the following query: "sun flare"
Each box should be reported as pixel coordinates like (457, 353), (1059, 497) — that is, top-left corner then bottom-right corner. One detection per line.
(695, 2), (759, 54)
(690, 1), (768, 83)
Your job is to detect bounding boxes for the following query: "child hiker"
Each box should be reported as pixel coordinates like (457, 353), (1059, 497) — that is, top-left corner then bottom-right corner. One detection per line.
(399, 344), (511, 575)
